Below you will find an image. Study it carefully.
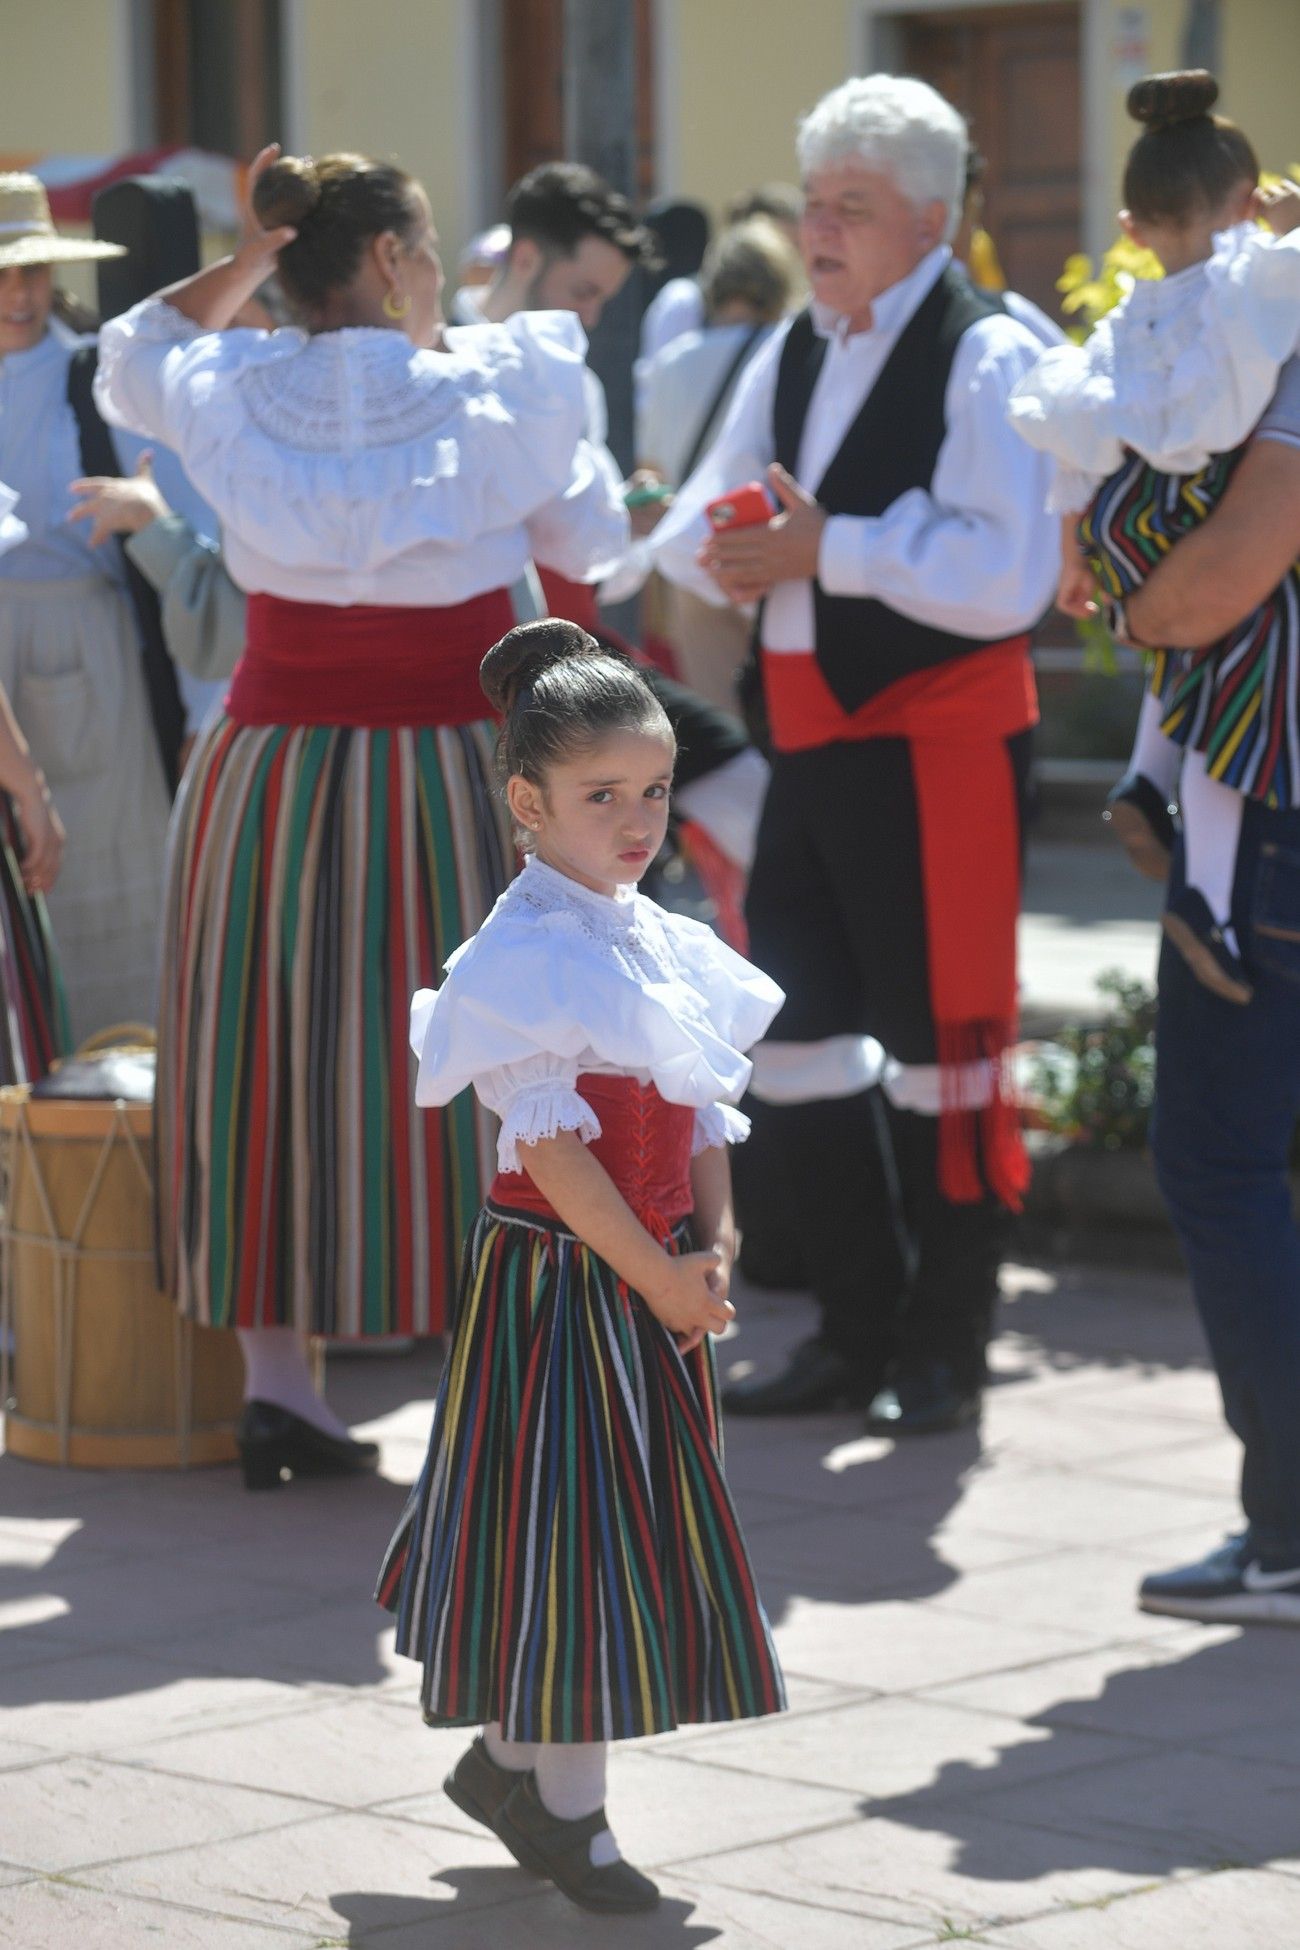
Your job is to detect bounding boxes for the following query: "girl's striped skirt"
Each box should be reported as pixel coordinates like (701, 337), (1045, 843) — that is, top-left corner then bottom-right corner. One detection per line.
(376, 1203), (787, 1742)
(1082, 447), (1300, 806)
(0, 799), (68, 1085)
(156, 714), (512, 1336)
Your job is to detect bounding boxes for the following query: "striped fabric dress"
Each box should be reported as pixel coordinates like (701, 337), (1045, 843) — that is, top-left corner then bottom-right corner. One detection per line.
(376, 858), (787, 1740)
(1081, 447), (1300, 806)
(157, 710), (512, 1335)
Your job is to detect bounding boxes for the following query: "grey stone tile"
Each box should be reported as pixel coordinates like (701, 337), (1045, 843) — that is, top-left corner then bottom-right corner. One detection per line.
(82, 1808), (518, 1939)
(698, 1809), (1171, 1935)
(921, 1548), (1194, 1643)
(972, 1749), (1300, 1869)
(914, 1464), (1233, 1550)
(988, 1866), (1300, 1948)
(0, 1755), (319, 1874)
(675, 1693), (1148, 1803)
(110, 1692), (467, 1810)
(927, 1630), (1298, 1749)
(0, 1877), (319, 1944)
(0, 1647), (324, 1756)
(772, 1591), (1087, 1693)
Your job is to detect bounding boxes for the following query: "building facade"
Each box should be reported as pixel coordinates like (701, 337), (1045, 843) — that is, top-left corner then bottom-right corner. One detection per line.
(4, 1), (1298, 324)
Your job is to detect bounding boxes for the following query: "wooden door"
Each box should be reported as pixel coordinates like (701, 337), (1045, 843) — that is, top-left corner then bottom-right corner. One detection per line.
(502, 0), (656, 201)
(901, 4), (1080, 322)
(153, 0), (283, 156)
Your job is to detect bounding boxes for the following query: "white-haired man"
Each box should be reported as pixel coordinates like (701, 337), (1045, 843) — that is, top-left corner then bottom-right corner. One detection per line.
(654, 75), (1057, 1432)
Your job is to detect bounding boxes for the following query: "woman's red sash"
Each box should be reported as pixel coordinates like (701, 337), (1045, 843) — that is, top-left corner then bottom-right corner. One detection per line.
(226, 588), (515, 728)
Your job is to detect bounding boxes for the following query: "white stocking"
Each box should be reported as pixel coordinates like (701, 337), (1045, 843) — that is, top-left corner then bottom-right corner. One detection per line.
(235, 1327), (351, 1441)
(483, 1722), (538, 1772)
(1180, 748), (1244, 950)
(1128, 686), (1182, 802)
(535, 1742), (621, 1865)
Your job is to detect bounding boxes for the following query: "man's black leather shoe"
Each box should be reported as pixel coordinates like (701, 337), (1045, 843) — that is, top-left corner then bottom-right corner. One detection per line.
(722, 1337), (875, 1416)
(866, 1361), (981, 1436)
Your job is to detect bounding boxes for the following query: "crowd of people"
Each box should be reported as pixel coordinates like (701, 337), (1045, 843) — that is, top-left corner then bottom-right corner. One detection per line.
(2, 60), (1299, 1913)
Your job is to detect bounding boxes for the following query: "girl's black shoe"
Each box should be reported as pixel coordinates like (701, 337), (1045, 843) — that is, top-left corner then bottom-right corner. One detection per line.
(443, 1737), (534, 1839)
(236, 1399), (380, 1490)
(1103, 772), (1176, 881)
(493, 1775), (659, 1913)
(1161, 887), (1253, 1005)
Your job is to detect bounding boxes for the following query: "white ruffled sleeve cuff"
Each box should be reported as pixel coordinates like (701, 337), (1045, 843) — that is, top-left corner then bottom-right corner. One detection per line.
(692, 1102), (751, 1155)
(495, 1081), (602, 1173)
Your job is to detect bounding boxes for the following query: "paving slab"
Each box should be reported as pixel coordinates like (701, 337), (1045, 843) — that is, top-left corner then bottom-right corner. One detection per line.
(80, 1808), (519, 1940)
(0, 1754), (320, 1875)
(696, 1808), (1175, 1936)
(0, 1877), (319, 1944)
(987, 1865), (1300, 1949)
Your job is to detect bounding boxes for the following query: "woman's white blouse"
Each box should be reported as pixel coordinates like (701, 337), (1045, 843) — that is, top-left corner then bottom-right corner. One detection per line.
(94, 299), (628, 606)
(409, 856), (784, 1172)
(1009, 224), (1300, 512)
(0, 483), (26, 557)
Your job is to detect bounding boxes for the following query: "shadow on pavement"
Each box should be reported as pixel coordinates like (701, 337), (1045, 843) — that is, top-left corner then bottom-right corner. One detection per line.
(858, 1629), (1300, 1879)
(328, 1876), (720, 1945)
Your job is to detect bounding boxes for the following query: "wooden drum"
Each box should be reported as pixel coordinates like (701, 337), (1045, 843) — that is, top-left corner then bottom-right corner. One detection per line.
(0, 1086), (243, 1468)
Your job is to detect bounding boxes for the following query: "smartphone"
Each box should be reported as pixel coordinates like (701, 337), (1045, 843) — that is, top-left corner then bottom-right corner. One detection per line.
(706, 482), (773, 531)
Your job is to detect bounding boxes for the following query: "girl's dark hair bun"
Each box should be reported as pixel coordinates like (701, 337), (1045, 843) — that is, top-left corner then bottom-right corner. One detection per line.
(1127, 69), (1219, 129)
(480, 619), (602, 714)
(252, 155), (323, 231)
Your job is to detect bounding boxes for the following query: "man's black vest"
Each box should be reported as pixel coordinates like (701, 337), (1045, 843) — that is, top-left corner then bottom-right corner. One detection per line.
(772, 266), (1008, 715)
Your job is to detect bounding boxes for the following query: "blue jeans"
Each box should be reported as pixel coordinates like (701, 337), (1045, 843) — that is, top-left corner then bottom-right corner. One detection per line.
(1151, 799), (1300, 1558)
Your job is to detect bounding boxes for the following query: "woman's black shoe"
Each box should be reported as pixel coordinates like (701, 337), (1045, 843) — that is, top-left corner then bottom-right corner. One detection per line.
(236, 1399), (380, 1490)
(1161, 888), (1253, 1005)
(867, 1361), (981, 1436)
(1103, 772), (1176, 882)
(493, 1775), (659, 1914)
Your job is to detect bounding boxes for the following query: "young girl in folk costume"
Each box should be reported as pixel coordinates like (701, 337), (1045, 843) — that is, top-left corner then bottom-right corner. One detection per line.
(377, 619), (785, 1914)
(1010, 71), (1300, 1004)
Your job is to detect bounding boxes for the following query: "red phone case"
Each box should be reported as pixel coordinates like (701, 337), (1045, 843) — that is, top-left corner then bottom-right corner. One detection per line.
(706, 482), (772, 531)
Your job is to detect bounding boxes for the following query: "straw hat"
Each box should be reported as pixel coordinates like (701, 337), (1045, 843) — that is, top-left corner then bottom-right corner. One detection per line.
(0, 173), (127, 269)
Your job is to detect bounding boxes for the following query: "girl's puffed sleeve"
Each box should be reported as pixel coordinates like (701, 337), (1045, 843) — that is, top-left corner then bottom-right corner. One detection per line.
(409, 925), (603, 1172)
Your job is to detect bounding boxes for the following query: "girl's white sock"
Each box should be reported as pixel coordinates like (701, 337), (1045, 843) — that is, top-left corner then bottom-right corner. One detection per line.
(1129, 686), (1182, 802)
(535, 1742), (621, 1865)
(1180, 747), (1244, 952)
(235, 1326), (352, 1441)
(482, 1721), (538, 1772)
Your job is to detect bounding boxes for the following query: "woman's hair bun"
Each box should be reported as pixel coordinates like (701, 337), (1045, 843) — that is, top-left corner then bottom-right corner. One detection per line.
(1127, 69), (1219, 130)
(252, 155), (323, 231)
(480, 619), (602, 714)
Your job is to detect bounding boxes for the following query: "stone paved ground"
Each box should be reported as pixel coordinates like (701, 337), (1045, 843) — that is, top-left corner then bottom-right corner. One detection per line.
(4, 1257), (1300, 1949)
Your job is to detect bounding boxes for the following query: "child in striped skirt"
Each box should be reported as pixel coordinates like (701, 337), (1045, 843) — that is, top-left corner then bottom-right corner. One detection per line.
(377, 618), (787, 1914)
(1009, 69), (1300, 1005)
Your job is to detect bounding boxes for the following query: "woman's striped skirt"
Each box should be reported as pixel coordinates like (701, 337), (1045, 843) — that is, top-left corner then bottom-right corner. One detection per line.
(1081, 448), (1300, 805)
(156, 714), (512, 1336)
(0, 799), (68, 1085)
(376, 1202), (787, 1742)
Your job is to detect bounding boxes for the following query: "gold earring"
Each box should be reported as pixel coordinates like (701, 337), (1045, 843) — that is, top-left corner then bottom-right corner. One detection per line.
(382, 288), (412, 320)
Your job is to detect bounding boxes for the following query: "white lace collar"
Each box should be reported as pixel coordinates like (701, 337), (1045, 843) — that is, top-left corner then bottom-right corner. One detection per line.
(511, 855), (639, 932)
(236, 327), (478, 454)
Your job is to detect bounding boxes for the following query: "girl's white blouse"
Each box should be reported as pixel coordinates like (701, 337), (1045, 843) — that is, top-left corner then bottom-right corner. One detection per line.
(1008, 223), (1300, 512)
(0, 483), (26, 556)
(409, 857), (785, 1172)
(94, 299), (628, 606)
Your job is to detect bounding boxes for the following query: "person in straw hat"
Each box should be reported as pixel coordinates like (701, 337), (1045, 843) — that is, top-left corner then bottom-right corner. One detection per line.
(0, 173), (173, 1040)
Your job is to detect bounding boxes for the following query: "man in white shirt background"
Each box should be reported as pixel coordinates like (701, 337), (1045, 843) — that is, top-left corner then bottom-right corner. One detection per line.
(655, 75), (1057, 1434)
